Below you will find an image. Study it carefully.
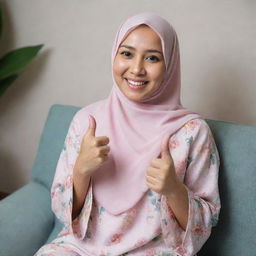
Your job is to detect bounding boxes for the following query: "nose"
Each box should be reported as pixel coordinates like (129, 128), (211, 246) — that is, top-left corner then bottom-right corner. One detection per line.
(130, 57), (146, 76)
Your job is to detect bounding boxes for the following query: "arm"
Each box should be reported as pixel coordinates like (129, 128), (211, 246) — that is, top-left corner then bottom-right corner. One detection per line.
(165, 181), (189, 231)
(71, 113), (110, 220)
(51, 114), (93, 240)
(72, 162), (91, 220)
(51, 113), (109, 239)
(160, 119), (221, 255)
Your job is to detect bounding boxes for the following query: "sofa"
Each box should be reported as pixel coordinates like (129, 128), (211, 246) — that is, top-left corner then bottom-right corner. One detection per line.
(0, 104), (255, 256)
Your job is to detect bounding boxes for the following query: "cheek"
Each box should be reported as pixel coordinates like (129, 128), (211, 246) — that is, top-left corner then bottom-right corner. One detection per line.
(149, 66), (165, 83)
(113, 58), (127, 77)
(157, 64), (166, 82)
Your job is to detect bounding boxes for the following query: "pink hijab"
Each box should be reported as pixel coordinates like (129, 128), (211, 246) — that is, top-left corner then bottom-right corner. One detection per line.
(86, 12), (201, 215)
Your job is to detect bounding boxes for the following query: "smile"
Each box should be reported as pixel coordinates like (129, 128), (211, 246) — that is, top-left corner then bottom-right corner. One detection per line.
(125, 78), (148, 89)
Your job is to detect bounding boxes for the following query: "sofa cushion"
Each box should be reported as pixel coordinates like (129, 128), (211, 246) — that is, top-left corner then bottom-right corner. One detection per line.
(31, 104), (80, 189)
(199, 119), (256, 255)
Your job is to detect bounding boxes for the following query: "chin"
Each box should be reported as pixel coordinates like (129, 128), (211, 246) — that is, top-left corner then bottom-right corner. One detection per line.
(127, 95), (145, 102)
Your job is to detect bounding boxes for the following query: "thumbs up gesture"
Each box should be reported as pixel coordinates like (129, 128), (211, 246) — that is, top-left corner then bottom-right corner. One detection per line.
(146, 135), (180, 196)
(74, 115), (110, 177)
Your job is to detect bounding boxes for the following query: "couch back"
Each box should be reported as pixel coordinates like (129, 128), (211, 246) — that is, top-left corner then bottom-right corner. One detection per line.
(32, 104), (256, 255)
(32, 104), (80, 189)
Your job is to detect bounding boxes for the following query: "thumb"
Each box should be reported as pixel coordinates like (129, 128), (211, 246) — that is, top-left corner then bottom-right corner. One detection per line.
(86, 115), (96, 137)
(160, 135), (171, 161)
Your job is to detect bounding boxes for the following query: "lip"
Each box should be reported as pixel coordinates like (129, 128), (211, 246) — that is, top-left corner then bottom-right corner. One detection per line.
(126, 78), (148, 83)
(125, 78), (148, 89)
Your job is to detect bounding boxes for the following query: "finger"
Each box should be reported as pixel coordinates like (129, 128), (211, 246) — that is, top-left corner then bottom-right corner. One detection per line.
(96, 154), (109, 165)
(146, 178), (159, 191)
(99, 145), (110, 155)
(150, 158), (163, 168)
(146, 166), (159, 178)
(146, 174), (159, 184)
(160, 134), (171, 161)
(94, 145), (110, 156)
(86, 115), (96, 137)
(95, 136), (110, 146)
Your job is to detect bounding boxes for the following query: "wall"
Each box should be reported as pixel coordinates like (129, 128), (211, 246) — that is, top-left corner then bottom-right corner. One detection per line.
(0, 0), (255, 193)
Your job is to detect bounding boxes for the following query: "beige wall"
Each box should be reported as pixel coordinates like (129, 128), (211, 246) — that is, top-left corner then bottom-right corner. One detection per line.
(0, 0), (255, 193)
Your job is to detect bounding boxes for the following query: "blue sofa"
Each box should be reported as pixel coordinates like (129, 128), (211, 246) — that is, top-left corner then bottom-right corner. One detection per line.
(0, 104), (255, 256)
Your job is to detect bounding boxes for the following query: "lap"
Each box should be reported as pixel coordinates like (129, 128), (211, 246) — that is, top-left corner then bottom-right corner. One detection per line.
(34, 242), (80, 256)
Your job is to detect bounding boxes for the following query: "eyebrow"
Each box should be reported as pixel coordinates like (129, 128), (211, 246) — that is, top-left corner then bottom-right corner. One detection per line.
(119, 44), (163, 55)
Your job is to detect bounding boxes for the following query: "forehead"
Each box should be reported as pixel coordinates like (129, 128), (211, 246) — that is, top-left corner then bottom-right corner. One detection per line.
(120, 25), (163, 51)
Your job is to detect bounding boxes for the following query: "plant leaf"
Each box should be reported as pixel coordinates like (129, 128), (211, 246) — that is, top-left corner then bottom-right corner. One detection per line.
(0, 8), (3, 39)
(0, 74), (18, 97)
(0, 44), (44, 79)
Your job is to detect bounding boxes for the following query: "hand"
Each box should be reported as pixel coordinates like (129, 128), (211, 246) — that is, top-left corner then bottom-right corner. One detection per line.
(146, 135), (180, 196)
(74, 115), (110, 177)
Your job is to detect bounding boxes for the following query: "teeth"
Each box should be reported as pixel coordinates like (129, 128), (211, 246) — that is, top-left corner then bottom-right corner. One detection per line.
(127, 79), (147, 86)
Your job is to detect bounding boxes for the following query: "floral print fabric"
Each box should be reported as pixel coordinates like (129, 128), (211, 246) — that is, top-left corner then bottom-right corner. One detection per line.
(35, 111), (220, 256)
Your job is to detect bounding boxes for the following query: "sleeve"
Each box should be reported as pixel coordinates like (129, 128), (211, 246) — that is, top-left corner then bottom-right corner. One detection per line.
(50, 113), (93, 240)
(160, 119), (221, 256)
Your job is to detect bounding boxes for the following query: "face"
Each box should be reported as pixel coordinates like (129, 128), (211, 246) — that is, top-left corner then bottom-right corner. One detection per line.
(113, 25), (166, 102)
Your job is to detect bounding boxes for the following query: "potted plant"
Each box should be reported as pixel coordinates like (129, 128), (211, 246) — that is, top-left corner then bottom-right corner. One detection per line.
(0, 7), (44, 97)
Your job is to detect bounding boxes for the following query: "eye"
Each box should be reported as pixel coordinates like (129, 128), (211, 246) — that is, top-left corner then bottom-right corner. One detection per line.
(120, 51), (132, 57)
(146, 55), (160, 62)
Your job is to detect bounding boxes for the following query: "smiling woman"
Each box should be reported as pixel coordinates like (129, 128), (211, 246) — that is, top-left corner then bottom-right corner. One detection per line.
(113, 24), (166, 102)
(35, 12), (220, 256)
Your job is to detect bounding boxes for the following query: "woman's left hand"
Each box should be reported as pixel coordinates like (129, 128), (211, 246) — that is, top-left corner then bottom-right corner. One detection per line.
(146, 135), (180, 196)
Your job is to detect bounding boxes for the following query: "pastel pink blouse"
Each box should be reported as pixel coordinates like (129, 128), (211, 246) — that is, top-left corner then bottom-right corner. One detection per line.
(35, 109), (220, 256)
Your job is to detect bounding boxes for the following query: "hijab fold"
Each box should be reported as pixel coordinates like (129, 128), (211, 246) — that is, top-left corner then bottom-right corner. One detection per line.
(84, 12), (201, 215)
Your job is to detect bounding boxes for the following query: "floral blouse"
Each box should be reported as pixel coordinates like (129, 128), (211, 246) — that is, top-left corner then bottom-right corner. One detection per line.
(35, 108), (220, 256)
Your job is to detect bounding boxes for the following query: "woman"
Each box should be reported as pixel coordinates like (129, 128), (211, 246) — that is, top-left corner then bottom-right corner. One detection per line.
(36, 12), (220, 256)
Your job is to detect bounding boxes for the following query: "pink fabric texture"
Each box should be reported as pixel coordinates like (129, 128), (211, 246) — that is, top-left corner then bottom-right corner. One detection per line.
(88, 12), (201, 215)
(35, 118), (220, 256)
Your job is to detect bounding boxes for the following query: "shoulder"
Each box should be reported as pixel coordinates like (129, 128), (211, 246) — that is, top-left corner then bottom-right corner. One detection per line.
(173, 118), (212, 139)
(171, 118), (215, 150)
(183, 118), (212, 138)
(71, 99), (108, 131)
(74, 99), (107, 121)
(182, 119), (219, 161)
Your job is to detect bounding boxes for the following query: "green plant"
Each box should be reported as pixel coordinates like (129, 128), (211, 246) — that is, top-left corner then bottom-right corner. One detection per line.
(0, 7), (44, 97)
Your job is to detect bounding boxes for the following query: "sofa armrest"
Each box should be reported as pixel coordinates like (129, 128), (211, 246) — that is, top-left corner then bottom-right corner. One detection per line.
(0, 181), (54, 256)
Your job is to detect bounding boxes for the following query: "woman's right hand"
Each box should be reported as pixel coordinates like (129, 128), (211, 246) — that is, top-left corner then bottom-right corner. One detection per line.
(74, 115), (110, 177)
